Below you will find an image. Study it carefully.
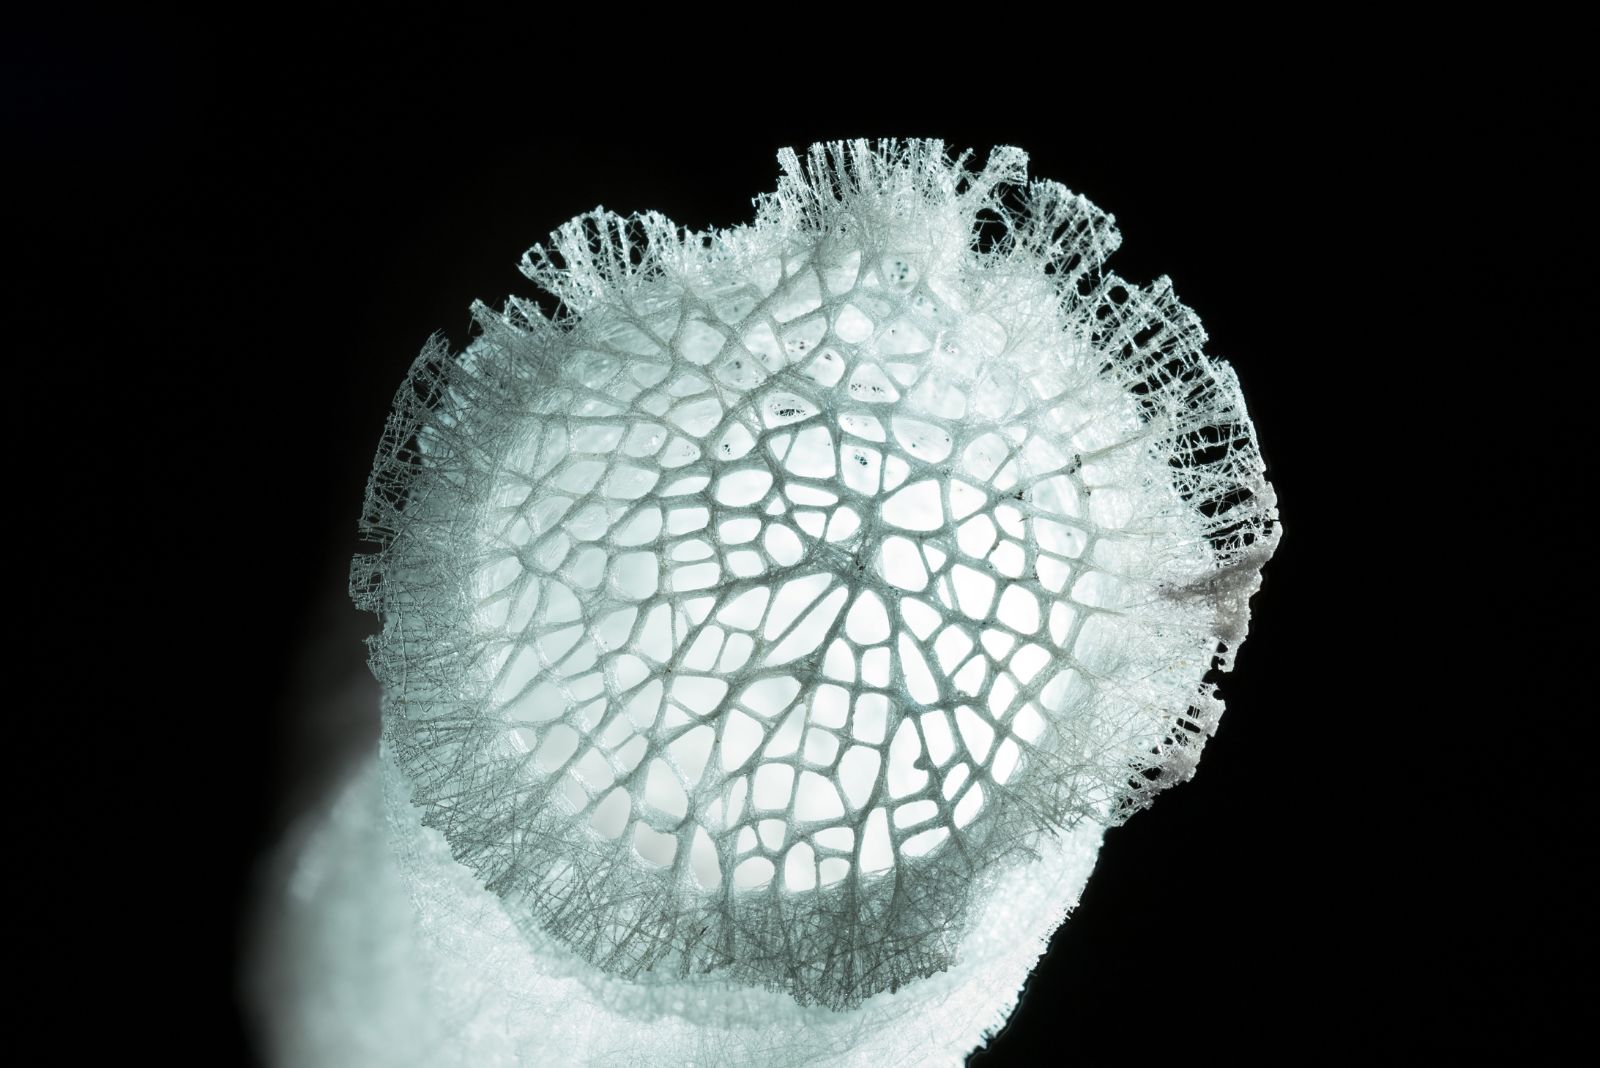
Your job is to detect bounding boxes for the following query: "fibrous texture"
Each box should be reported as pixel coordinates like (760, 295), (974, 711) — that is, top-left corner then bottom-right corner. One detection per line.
(333, 139), (1276, 1065)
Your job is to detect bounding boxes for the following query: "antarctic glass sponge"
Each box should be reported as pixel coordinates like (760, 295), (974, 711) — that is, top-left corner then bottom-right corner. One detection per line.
(330, 139), (1277, 1066)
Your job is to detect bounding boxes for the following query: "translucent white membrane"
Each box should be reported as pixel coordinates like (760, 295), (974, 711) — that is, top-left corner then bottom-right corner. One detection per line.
(308, 138), (1277, 1065)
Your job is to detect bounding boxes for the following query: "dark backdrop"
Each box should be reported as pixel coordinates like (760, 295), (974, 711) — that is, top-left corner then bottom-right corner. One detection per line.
(19, 18), (1585, 1066)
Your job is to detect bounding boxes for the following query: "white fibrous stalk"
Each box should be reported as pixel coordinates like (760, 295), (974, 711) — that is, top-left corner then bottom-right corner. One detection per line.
(281, 140), (1278, 1066)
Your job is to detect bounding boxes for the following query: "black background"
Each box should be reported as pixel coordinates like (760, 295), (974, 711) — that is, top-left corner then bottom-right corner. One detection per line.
(15, 16), (1587, 1066)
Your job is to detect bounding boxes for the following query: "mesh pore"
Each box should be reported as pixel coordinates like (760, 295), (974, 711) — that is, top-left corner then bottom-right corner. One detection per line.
(352, 139), (1279, 1014)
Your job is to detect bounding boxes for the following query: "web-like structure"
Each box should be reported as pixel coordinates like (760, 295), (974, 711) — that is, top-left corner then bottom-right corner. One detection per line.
(339, 140), (1277, 1058)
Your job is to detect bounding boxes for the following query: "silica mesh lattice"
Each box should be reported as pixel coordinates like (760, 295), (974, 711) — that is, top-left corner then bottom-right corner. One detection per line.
(351, 139), (1278, 1019)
